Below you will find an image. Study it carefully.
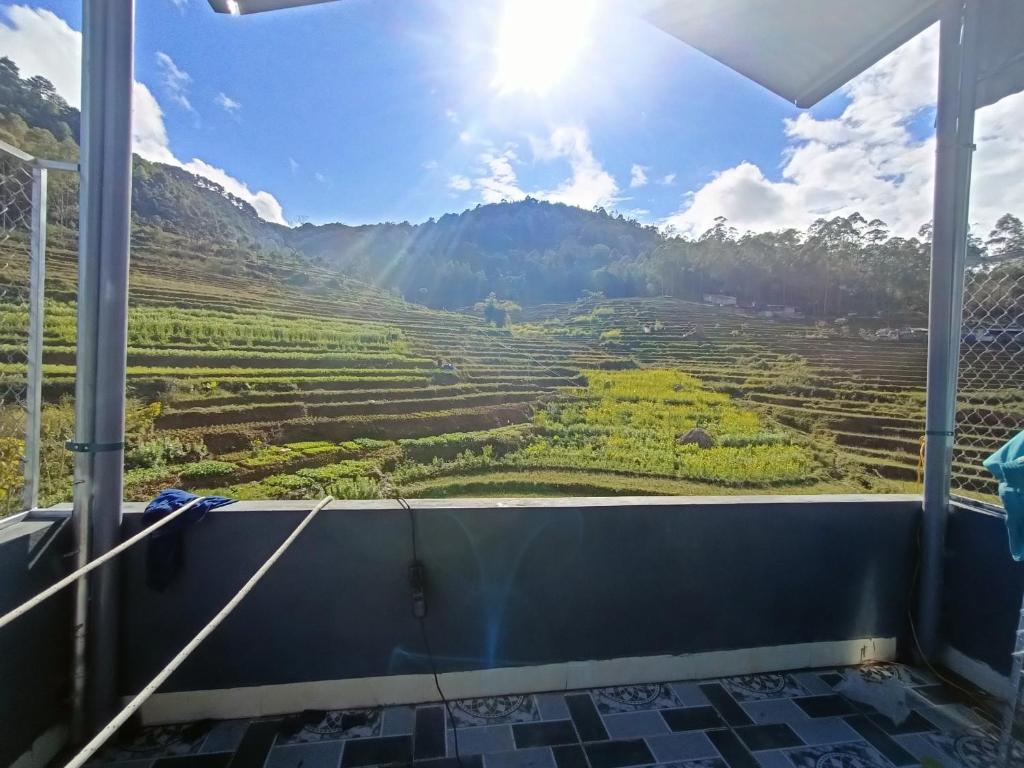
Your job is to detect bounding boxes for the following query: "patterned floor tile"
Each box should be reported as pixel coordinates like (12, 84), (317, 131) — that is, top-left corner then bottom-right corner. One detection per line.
(451, 695), (540, 728)
(741, 698), (810, 725)
(925, 728), (1024, 768)
(512, 721), (578, 749)
(278, 709), (381, 745)
(584, 739), (654, 768)
(536, 694), (571, 721)
(603, 711), (670, 739)
(100, 723), (213, 761)
(83, 664), (1001, 768)
(265, 742), (344, 768)
(593, 684), (681, 714)
(566, 694), (609, 742)
(849, 663), (926, 687)
(448, 724), (515, 756)
(199, 721), (251, 754)
(667, 683), (712, 708)
(339, 735), (411, 767)
(787, 716), (860, 746)
(485, 746), (556, 768)
(783, 742), (892, 768)
(552, 745), (587, 768)
(720, 674), (808, 703)
(645, 731), (720, 764)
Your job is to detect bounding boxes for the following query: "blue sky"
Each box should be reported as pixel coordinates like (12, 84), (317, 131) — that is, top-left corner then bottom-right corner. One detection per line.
(2, 1), (1021, 235)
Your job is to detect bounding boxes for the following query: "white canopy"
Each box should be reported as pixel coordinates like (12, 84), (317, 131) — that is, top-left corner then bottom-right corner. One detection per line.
(642, 0), (941, 107)
(208, 0), (1023, 110)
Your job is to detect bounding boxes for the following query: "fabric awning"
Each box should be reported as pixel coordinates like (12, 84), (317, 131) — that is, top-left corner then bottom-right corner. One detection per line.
(642, 0), (941, 107)
(208, 0), (1024, 110)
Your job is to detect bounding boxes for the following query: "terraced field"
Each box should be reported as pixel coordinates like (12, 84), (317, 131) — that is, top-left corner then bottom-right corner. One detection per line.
(1, 229), (1018, 509)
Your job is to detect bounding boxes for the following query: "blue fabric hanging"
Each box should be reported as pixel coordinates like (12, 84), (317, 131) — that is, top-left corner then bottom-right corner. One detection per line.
(142, 489), (234, 590)
(984, 431), (1024, 561)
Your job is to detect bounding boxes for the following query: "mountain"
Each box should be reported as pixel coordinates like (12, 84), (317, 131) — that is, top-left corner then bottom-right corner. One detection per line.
(4, 57), (1022, 319)
(288, 199), (661, 307)
(0, 56), (662, 308)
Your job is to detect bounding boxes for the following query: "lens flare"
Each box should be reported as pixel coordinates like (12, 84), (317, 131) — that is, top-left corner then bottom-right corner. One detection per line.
(492, 0), (595, 95)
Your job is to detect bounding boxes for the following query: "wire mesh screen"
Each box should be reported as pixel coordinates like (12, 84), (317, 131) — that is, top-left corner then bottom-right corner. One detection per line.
(0, 152), (33, 515)
(40, 171), (78, 508)
(954, 261), (1024, 502)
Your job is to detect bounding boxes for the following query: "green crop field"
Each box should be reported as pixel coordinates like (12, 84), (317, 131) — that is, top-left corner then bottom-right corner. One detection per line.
(0, 226), (1020, 514)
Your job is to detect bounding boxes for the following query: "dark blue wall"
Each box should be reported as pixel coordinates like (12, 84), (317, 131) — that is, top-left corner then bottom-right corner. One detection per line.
(942, 501), (1024, 677)
(115, 496), (921, 694)
(0, 513), (72, 767)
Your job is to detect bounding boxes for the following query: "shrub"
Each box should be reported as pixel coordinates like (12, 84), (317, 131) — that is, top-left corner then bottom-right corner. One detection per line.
(179, 460), (237, 480)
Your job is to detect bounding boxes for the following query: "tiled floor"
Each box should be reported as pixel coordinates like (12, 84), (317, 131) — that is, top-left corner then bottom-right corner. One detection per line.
(87, 663), (1023, 768)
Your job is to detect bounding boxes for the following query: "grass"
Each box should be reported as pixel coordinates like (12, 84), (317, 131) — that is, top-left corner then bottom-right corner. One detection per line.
(4, 248), (1010, 511)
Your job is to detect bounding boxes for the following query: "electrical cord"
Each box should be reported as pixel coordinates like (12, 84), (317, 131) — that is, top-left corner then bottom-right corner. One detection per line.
(383, 474), (464, 768)
(905, 522), (997, 711)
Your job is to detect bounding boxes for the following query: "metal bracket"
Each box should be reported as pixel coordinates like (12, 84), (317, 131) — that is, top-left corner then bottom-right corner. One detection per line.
(64, 441), (125, 453)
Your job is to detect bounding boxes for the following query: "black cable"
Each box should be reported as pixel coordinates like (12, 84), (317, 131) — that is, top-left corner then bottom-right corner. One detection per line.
(390, 480), (463, 768)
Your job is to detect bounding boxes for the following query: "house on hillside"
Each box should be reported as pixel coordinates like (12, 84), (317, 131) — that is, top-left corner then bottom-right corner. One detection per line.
(760, 304), (802, 318)
(703, 293), (737, 307)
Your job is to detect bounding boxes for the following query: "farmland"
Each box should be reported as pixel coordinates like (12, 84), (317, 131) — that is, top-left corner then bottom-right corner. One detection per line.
(1, 222), (1022, 513)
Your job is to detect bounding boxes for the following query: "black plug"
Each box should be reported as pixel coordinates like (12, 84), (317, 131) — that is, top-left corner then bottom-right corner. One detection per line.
(409, 561), (427, 619)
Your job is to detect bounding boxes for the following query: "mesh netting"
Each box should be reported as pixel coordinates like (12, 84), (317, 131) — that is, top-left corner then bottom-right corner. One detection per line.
(954, 262), (1024, 502)
(0, 153), (32, 515)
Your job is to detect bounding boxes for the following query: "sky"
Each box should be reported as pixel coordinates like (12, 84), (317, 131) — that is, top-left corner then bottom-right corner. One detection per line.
(0, 0), (1022, 238)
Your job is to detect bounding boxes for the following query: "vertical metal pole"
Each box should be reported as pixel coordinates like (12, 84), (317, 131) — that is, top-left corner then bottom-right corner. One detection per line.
(23, 165), (46, 511)
(918, 0), (980, 658)
(72, 0), (135, 740)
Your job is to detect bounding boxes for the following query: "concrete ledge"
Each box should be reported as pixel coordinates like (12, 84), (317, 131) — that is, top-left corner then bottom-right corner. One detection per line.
(139, 636), (896, 724)
(42, 493), (923, 517)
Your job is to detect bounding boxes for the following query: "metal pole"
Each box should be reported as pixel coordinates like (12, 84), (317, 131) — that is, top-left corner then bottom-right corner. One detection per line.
(72, 0), (135, 740)
(23, 165), (46, 511)
(918, 0), (980, 658)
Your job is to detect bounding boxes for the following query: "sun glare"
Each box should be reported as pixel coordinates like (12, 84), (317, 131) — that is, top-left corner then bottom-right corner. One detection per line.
(493, 0), (594, 95)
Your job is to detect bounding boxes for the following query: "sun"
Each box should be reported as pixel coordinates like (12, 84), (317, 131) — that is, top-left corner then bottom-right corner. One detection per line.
(492, 0), (595, 95)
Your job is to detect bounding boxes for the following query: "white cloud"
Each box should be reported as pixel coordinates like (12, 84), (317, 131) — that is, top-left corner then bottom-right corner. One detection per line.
(532, 126), (620, 209)
(183, 158), (286, 224)
(169, 0), (188, 8)
(662, 26), (1024, 238)
(155, 51), (194, 112)
(630, 164), (648, 188)
(0, 6), (81, 108)
(475, 149), (526, 203)
(215, 92), (241, 113)
(132, 82), (177, 164)
(445, 108), (459, 124)
(660, 173), (676, 186)
(456, 126), (619, 209)
(314, 171), (330, 186)
(0, 6), (287, 225)
(422, 159), (439, 171)
(289, 157), (300, 173)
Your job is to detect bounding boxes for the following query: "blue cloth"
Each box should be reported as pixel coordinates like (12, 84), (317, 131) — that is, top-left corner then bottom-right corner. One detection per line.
(142, 489), (233, 590)
(984, 431), (1024, 561)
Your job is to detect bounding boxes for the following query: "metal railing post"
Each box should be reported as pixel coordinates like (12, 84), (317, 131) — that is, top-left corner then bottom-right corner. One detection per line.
(22, 164), (46, 511)
(918, 0), (980, 658)
(72, 0), (135, 740)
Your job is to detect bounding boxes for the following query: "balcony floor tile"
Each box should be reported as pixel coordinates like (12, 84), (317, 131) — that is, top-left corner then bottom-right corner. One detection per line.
(87, 664), (1015, 768)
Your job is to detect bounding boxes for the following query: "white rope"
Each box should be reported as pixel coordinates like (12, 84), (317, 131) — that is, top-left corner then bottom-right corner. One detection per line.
(0, 496), (209, 631)
(64, 495), (334, 768)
